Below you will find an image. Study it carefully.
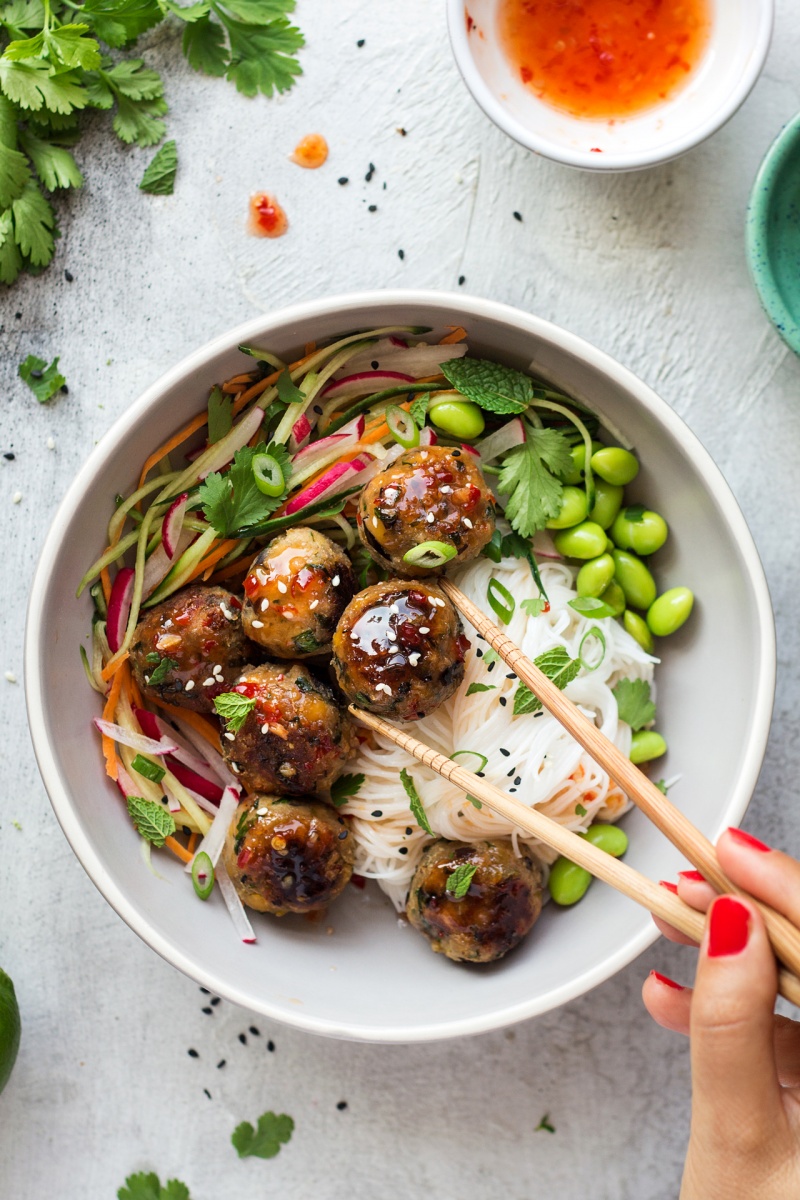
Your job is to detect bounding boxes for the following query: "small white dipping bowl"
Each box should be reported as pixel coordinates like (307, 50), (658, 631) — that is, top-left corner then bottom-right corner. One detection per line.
(26, 291), (775, 1042)
(447, 0), (773, 171)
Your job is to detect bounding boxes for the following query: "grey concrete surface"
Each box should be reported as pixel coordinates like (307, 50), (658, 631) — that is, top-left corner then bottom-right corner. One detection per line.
(2, 2), (800, 1197)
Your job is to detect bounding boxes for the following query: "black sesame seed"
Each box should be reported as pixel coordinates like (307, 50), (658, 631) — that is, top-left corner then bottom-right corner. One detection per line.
(204, 1088), (212, 1100)
(509, 788), (517, 794)
(338, 177), (349, 185)
(202, 1006), (213, 1015)
(3, 452), (14, 460)
(337, 1100), (348, 1110)
(451, 449), (461, 457)
(187, 1048), (199, 1058)
(514, 776), (522, 786)
(476, 771), (486, 778)
(267, 1040), (276, 1052)
(338, 829), (348, 839)
(405, 827), (413, 836)
(371, 810), (383, 817)
(371, 360), (379, 369)
(500, 748), (510, 757)
(513, 211), (522, 221)
(200, 986), (210, 994)
(534, 711), (543, 719)
(60, 384), (69, 394)
(368, 204), (377, 212)
(14, 312), (21, 319)
(476, 648), (483, 658)
(397, 127), (407, 136)
(487, 661), (495, 672)
(217, 1059), (226, 1069)
(399, 847), (408, 855)
(506, 672), (516, 679)
(477, 633), (485, 641)
(210, 996), (221, 1006)
(499, 696), (507, 707)
(64, 269), (74, 282)
(357, 38), (364, 46)
(238, 1033), (247, 1045)
(313, 404), (323, 415)
(365, 162), (376, 181)
(249, 1026), (260, 1036)
(507, 767), (515, 778)
(458, 275), (465, 286)
(398, 249), (405, 260)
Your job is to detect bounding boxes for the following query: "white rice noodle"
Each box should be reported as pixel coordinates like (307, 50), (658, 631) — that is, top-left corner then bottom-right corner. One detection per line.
(340, 556), (658, 911)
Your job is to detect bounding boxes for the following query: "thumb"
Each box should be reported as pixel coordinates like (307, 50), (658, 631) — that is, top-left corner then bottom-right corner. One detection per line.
(689, 894), (783, 1146)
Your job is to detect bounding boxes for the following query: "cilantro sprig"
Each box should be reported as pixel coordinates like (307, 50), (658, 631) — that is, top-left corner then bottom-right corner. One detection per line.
(612, 678), (656, 730)
(330, 773), (364, 807)
(199, 441), (290, 536)
(18, 352), (65, 401)
(231, 1110), (294, 1159)
(118, 1172), (190, 1200)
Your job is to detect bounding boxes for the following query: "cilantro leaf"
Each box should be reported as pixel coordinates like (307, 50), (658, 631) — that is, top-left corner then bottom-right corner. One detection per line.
(221, 0), (297, 22)
(113, 91), (167, 146)
(19, 352), (65, 401)
(497, 426), (572, 537)
(0, 135), (30, 209)
(231, 1111), (294, 1159)
(213, 691), (255, 732)
(400, 766), (433, 835)
(612, 678), (656, 731)
(520, 597), (546, 618)
(207, 386), (232, 443)
(0, 59), (88, 114)
(654, 779), (670, 795)
(161, 0), (212, 21)
(181, 14), (228, 75)
(139, 138), (177, 194)
(513, 646), (581, 716)
(84, 60), (167, 146)
(330, 772), (364, 807)
(126, 796), (176, 847)
(446, 861), (477, 899)
(118, 1172), (191, 1200)
(0, 207), (22, 284)
(221, 14), (304, 97)
(275, 365), (303, 405)
(465, 681), (495, 696)
(147, 655), (177, 686)
(19, 129), (83, 191)
(80, 0), (164, 49)
(10, 178), (54, 264)
(199, 442), (287, 535)
(46, 24), (102, 70)
(441, 357), (533, 415)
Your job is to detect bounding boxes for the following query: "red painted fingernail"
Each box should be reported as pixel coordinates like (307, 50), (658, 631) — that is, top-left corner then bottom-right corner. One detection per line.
(678, 869), (706, 883)
(727, 827), (771, 853)
(659, 880), (678, 894)
(707, 896), (751, 958)
(650, 970), (684, 991)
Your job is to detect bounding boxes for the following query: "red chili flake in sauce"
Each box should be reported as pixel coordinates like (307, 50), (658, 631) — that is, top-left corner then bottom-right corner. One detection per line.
(243, 573), (261, 598)
(466, 10), (473, 32)
(249, 193), (288, 238)
(289, 133), (328, 169)
(237, 848), (253, 868)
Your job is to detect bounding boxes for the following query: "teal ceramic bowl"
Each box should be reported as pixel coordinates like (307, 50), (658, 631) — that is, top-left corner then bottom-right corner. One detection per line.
(746, 112), (800, 355)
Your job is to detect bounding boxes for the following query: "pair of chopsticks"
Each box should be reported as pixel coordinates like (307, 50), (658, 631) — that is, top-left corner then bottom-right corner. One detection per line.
(349, 579), (800, 1008)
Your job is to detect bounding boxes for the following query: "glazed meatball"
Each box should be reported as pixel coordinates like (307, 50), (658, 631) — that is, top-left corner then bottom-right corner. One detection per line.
(130, 584), (250, 713)
(241, 527), (357, 659)
(331, 580), (469, 721)
(357, 444), (495, 576)
(406, 839), (544, 963)
(222, 794), (355, 916)
(220, 662), (356, 795)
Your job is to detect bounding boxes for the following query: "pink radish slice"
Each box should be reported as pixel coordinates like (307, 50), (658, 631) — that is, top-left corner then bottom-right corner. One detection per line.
(162, 493), (189, 559)
(284, 456), (369, 516)
(134, 707), (215, 777)
(166, 758), (223, 804)
(216, 860), (256, 943)
(460, 442), (480, 457)
(389, 336), (408, 348)
(94, 717), (177, 756)
(289, 412), (313, 454)
(142, 527), (195, 598)
(532, 530), (562, 560)
(418, 427), (438, 447)
(474, 417), (526, 464)
(162, 782), (183, 814)
(106, 567), (135, 653)
(116, 765), (139, 799)
(198, 406), (264, 481)
(184, 785), (240, 872)
(320, 371), (415, 405)
(290, 415), (365, 475)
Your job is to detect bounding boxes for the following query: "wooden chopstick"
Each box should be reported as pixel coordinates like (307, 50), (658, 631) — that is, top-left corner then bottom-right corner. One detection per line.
(350, 705), (800, 1009)
(439, 578), (800, 984)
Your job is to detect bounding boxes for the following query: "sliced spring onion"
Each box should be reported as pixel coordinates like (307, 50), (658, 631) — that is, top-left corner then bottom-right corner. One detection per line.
(131, 753), (166, 784)
(578, 625), (606, 671)
(487, 578), (515, 625)
(192, 851), (215, 900)
(451, 750), (489, 773)
(252, 452), (285, 497)
(386, 404), (419, 449)
(403, 540), (457, 569)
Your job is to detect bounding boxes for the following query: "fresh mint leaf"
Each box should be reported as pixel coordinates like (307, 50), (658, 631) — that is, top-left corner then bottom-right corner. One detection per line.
(131, 753), (165, 784)
(330, 773), (364, 807)
(497, 426), (572, 537)
(126, 796), (176, 847)
(19, 353), (65, 402)
(612, 678), (656, 731)
(466, 682), (495, 696)
(521, 597), (546, 617)
(139, 138), (177, 194)
(400, 767), (433, 836)
(569, 596), (615, 619)
(513, 647), (581, 716)
(213, 691), (255, 733)
(147, 655), (177, 686)
(231, 1111), (294, 1159)
(275, 365), (303, 406)
(118, 1172), (190, 1200)
(410, 391), (429, 428)
(199, 442), (286, 535)
(441, 357), (533, 415)
(207, 385), (232, 443)
(446, 861), (477, 899)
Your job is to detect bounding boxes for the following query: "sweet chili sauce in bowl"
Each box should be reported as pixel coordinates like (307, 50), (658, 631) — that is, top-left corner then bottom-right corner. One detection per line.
(448, 0), (774, 170)
(498, 0), (712, 120)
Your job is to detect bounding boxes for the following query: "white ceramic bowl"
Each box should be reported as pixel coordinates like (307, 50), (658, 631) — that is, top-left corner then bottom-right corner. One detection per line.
(447, 0), (773, 171)
(26, 291), (775, 1042)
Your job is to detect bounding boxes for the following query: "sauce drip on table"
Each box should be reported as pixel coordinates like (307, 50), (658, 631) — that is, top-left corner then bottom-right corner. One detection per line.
(290, 133), (329, 168)
(497, 0), (712, 119)
(248, 193), (288, 238)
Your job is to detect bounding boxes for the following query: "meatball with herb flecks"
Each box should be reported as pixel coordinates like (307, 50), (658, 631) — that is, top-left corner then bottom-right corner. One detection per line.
(223, 794), (355, 916)
(129, 584), (250, 713)
(242, 527), (357, 658)
(357, 444), (495, 576)
(331, 580), (469, 721)
(220, 662), (356, 795)
(406, 839), (544, 963)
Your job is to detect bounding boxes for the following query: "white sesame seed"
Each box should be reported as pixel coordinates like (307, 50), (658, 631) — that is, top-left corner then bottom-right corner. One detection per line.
(332, 575), (340, 587)
(220, 602), (233, 620)
(432, 597), (445, 608)
(261, 723), (271, 735)
(463, 517), (473, 529)
(277, 581), (288, 594)
(390, 603), (399, 615)
(350, 631), (359, 640)
(231, 763), (241, 774)
(251, 619), (264, 628)
(12, 492), (21, 505)
(213, 665), (223, 677)
(260, 598), (270, 612)
(309, 599), (319, 610)
(420, 451), (429, 460)
(203, 677), (216, 687)
(372, 516), (379, 529)
(184, 680), (195, 691)
(4, 671), (17, 684)
(419, 627), (430, 635)
(46, 436), (55, 451)
(257, 806), (268, 816)
(257, 570), (268, 585)
(408, 652), (420, 667)
(224, 731), (235, 741)
(144, 675), (150, 684)
(426, 513), (435, 524)
(440, 485), (452, 494)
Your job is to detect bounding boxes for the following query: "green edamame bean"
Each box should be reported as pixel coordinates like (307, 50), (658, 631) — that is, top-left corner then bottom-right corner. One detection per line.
(647, 587), (694, 637)
(612, 549), (657, 610)
(589, 480), (624, 530)
(559, 440), (603, 485)
(581, 823), (629, 858)
(630, 730), (667, 764)
(552, 520), (607, 559)
(591, 446), (640, 486)
(548, 856), (592, 906)
(576, 553), (615, 598)
(545, 486), (589, 529)
(429, 400), (485, 440)
(598, 579), (625, 616)
(610, 507), (669, 556)
(623, 609), (654, 654)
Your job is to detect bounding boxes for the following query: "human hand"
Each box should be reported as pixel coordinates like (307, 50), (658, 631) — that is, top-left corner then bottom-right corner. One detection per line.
(642, 828), (800, 1200)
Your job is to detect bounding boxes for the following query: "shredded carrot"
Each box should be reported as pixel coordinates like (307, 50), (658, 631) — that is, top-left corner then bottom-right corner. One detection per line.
(165, 836), (193, 864)
(187, 832), (198, 854)
(223, 372), (256, 388)
(304, 341), (316, 356)
(221, 381), (249, 394)
(138, 411), (209, 490)
(186, 538), (237, 585)
(101, 663), (128, 780)
(439, 326), (467, 345)
(100, 565), (112, 603)
(150, 697), (223, 752)
(101, 649), (129, 682)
